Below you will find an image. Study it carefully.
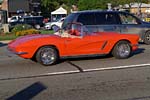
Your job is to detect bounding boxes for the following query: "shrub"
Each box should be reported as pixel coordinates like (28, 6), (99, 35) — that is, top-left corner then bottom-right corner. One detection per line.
(15, 29), (40, 36)
(11, 24), (33, 34)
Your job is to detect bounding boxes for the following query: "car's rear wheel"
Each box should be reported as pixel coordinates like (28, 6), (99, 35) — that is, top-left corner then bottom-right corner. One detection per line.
(144, 31), (150, 45)
(112, 41), (131, 59)
(35, 46), (59, 66)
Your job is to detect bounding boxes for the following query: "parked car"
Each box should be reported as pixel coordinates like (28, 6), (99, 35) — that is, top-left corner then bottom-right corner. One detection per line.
(8, 23), (139, 66)
(62, 10), (150, 44)
(9, 16), (44, 29)
(8, 16), (22, 23)
(44, 17), (65, 30)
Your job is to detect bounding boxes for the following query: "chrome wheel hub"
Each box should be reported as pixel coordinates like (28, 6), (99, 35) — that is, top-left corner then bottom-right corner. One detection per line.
(40, 48), (55, 65)
(118, 44), (130, 57)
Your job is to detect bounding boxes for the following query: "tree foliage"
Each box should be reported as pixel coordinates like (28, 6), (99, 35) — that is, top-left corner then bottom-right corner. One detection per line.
(41, 0), (149, 17)
(41, 0), (78, 17)
(78, 0), (109, 10)
(41, 0), (59, 12)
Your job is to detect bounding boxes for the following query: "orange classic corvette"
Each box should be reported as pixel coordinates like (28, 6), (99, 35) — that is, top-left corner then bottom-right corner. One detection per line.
(8, 23), (139, 66)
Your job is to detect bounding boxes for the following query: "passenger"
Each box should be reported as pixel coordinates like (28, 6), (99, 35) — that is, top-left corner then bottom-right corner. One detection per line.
(61, 29), (81, 38)
(53, 23), (82, 38)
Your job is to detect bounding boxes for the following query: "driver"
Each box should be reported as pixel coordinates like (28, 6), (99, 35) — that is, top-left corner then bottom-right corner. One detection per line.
(62, 30), (81, 38)
(54, 23), (83, 38)
(54, 29), (81, 38)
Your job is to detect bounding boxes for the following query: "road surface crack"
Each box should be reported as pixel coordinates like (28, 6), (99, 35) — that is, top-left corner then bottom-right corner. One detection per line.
(67, 61), (84, 72)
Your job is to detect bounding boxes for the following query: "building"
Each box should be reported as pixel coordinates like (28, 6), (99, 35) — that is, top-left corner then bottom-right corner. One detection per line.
(124, 3), (150, 14)
(1, 0), (41, 17)
(29, 0), (41, 16)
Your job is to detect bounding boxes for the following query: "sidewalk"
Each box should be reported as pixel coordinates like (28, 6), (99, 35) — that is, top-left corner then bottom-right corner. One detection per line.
(0, 40), (11, 44)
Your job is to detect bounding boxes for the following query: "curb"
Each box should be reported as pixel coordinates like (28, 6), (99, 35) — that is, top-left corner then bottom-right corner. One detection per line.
(0, 40), (11, 44)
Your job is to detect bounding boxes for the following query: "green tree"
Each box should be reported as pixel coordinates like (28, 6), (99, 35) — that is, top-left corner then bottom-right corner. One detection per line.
(41, 0), (150, 17)
(41, 0), (59, 17)
(78, 0), (109, 10)
(41, 0), (59, 12)
(41, 0), (79, 16)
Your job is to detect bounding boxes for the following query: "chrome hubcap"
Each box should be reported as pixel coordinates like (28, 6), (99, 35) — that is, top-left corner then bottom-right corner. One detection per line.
(40, 48), (55, 65)
(118, 44), (130, 57)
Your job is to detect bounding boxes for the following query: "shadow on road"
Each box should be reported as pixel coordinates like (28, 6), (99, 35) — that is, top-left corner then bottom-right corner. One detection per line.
(0, 42), (7, 47)
(124, 95), (150, 100)
(131, 48), (145, 56)
(59, 54), (112, 63)
(6, 82), (47, 100)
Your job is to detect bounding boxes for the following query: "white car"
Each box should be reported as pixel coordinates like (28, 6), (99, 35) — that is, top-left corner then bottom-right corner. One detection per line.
(8, 16), (21, 23)
(44, 18), (65, 30)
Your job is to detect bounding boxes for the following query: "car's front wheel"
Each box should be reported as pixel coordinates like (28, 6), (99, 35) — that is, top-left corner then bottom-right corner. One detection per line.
(144, 31), (150, 45)
(35, 46), (59, 66)
(112, 41), (131, 59)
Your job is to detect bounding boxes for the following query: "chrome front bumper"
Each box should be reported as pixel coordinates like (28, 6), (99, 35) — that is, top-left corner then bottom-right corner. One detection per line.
(7, 47), (28, 57)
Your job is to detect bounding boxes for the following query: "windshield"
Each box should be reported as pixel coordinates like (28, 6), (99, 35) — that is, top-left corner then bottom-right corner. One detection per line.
(61, 13), (77, 30)
(53, 22), (90, 37)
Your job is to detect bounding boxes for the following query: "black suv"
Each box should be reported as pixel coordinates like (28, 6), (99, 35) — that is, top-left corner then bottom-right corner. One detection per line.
(62, 10), (150, 44)
(9, 16), (44, 29)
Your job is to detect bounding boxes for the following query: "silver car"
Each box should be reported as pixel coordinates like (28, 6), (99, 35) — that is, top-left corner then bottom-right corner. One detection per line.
(44, 18), (65, 30)
(62, 10), (150, 44)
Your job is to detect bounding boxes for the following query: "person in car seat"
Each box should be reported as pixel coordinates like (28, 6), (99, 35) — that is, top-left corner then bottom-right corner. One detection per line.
(60, 29), (81, 38)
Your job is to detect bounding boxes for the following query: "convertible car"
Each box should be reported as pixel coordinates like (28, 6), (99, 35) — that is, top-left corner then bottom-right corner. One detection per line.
(8, 23), (139, 66)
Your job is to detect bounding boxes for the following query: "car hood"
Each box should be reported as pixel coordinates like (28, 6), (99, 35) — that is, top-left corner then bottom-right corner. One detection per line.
(8, 34), (59, 46)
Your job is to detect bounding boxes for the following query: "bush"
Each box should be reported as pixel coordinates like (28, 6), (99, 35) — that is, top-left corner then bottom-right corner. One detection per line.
(15, 29), (40, 36)
(11, 24), (33, 34)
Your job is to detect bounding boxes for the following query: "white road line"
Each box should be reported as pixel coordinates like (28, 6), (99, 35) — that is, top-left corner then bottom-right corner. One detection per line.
(39, 63), (150, 76)
(83, 63), (150, 72)
(0, 63), (150, 81)
(39, 70), (80, 76)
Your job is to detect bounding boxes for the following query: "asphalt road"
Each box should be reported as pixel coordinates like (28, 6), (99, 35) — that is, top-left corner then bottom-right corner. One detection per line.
(0, 42), (150, 100)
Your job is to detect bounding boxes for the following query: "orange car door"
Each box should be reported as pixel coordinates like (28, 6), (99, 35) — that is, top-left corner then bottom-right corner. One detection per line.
(65, 34), (106, 56)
